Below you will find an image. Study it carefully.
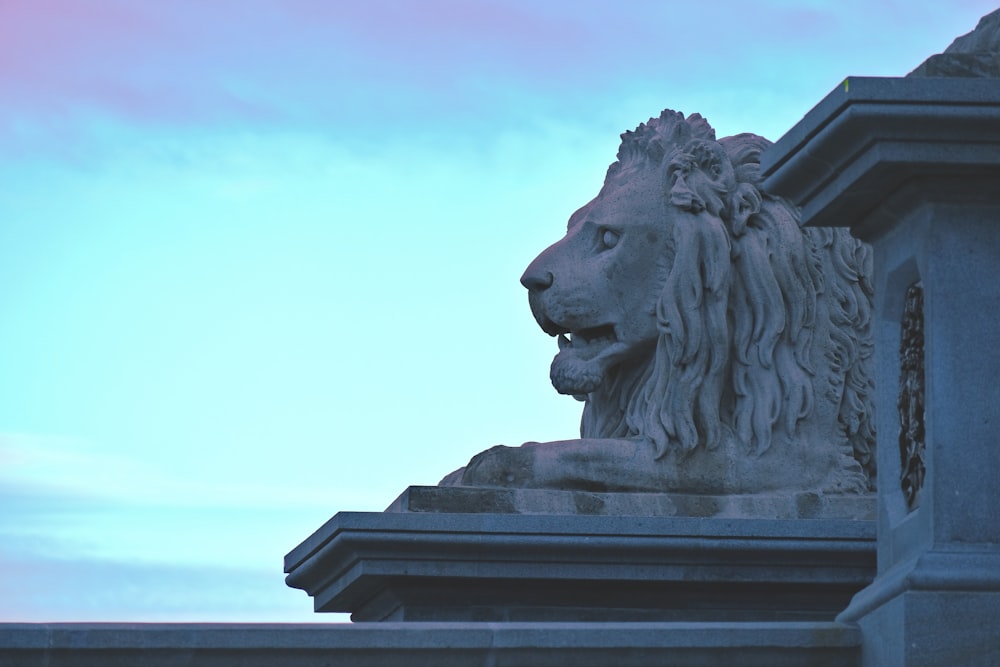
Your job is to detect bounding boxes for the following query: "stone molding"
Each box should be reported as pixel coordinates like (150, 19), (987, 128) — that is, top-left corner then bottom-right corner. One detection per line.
(284, 511), (875, 622)
(761, 76), (1000, 239)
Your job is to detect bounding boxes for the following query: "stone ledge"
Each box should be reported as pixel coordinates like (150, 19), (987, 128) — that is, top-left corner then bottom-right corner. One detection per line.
(760, 76), (1000, 235)
(0, 621), (861, 667)
(388, 486), (876, 519)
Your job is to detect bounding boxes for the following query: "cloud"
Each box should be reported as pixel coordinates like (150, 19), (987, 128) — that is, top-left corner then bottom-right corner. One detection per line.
(3, 0), (996, 160)
(0, 435), (346, 603)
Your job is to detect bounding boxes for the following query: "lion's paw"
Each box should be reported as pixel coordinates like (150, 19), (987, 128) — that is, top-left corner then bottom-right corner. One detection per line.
(460, 445), (536, 488)
(820, 461), (871, 495)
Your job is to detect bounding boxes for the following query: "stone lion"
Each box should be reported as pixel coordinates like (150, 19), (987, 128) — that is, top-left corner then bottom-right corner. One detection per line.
(442, 110), (875, 494)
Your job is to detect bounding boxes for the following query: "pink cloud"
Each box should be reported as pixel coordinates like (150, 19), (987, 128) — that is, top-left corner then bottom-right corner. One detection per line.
(0, 1), (289, 124)
(0, 1), (165, 103)
(0, 0), (646, 128)
(2, 0), (997, 145)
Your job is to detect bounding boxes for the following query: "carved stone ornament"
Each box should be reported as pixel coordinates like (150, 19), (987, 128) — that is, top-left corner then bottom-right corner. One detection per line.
(898, 282), (926, 510)
(441, 111), (876, 494)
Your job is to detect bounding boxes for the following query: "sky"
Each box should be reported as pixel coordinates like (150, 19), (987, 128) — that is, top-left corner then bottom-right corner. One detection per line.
(1, 0), (997, 623)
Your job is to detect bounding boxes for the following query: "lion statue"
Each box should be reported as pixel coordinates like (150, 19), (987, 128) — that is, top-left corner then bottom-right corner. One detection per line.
(442, 110), (875, 494)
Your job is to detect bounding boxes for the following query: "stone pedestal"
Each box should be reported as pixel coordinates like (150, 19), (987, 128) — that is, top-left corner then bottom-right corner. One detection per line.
(284, 493), (874, 623)
(762, 76), (1000, 667)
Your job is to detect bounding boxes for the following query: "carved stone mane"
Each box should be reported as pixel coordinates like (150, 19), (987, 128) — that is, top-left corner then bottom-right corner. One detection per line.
(582, 115), (875, 478)
(444, 110), (875, 495)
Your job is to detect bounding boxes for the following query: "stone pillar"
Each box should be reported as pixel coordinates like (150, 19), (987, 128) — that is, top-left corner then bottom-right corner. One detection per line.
(762, 76), (1000, 667)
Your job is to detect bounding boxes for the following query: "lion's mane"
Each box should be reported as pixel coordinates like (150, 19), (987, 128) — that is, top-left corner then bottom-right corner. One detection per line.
(580, 110), (875, 485)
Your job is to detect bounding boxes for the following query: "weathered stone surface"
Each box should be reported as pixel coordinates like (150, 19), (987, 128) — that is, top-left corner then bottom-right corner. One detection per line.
(389, 485), (875, 520)
(442, 111), (875, 497)
(909, 8), (1000, 77)
(284, 512), (875, 622)
(0, 621), (863, 667)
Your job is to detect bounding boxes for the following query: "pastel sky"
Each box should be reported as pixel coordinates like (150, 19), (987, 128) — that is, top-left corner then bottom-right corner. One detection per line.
(1, 1), (996, 623)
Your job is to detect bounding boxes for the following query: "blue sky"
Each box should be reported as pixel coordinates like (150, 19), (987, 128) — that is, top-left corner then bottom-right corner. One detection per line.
(1, 0), (996, 622)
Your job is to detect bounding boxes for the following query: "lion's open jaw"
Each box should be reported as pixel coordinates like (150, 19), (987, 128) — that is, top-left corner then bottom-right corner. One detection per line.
(557, 324), (617, 354)
(546, 322), (630, 396)
(546, 323), (619, 362)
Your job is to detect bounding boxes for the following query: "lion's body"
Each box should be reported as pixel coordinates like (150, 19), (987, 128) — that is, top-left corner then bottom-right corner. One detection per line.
(447, 110), (874, 494)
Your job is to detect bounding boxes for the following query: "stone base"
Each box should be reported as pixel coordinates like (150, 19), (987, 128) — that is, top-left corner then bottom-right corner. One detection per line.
(0, 621), (863, 667)
(838, 547), (1000, 666)
(389, 485), (876, 519)
(852, 591), (1000, 667)
(284, 511), (875, 622)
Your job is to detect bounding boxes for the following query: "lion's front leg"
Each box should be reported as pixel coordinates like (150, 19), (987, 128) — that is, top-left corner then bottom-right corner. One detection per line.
(453, 444), (538, 487)
(452, 438), (666, 491)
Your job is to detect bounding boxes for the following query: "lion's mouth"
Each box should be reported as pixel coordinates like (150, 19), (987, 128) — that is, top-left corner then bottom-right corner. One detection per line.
(546, 322), (625, 395)
(544, 323), (619, 362)
(556, 324), (617, 349)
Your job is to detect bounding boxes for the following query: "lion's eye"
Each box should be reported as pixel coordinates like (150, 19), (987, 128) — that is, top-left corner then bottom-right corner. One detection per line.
(601, 229), (620, 249)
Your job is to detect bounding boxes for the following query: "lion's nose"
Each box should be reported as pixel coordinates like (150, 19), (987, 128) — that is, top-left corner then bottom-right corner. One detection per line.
(520, 266), (553, 292)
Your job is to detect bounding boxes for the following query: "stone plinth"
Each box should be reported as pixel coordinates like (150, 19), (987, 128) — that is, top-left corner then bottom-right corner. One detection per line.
(284, 510), (874, 623)
(762, 75), (1000, 667)
(389, 486), (875, 519)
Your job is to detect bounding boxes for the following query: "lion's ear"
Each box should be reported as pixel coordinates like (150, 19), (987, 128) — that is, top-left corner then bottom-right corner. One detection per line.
(730, 183), (761, 236)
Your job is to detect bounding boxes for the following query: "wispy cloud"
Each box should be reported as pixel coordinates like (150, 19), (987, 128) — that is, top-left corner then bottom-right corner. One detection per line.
(0, 1), (279, 123)
(2, 0), (994, 155)
(0, 545), (328, 622)
(0, 433), (349, 511)
(0, 432), (350, 621)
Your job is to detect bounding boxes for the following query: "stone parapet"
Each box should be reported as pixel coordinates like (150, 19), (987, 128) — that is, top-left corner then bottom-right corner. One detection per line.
(0, 621), (862, 667)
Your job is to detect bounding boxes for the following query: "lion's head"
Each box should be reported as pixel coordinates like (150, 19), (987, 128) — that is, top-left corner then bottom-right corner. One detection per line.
(519, 110), (875, 492)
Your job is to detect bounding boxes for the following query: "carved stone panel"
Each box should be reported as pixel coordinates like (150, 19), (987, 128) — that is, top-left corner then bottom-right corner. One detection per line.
(898, 282), (925, 510)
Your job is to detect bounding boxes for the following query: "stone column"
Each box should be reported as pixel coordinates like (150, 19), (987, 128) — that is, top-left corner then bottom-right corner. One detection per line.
(762, 76), (1000, 667)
